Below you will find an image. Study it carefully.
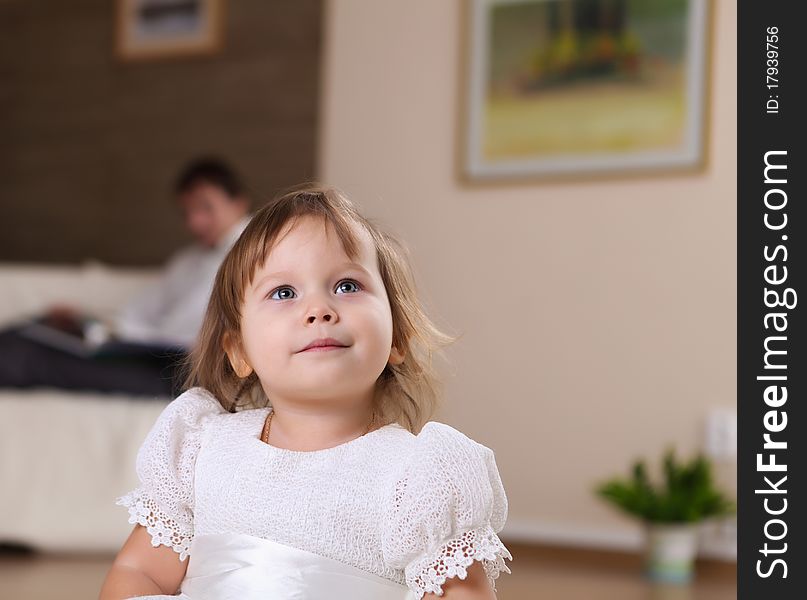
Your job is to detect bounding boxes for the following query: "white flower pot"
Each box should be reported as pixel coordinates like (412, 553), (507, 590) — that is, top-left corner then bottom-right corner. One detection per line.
(643, 522), (699, 584)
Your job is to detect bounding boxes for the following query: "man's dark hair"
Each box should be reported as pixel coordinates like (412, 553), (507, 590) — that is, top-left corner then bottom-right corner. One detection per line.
(174, 157), (245, 199)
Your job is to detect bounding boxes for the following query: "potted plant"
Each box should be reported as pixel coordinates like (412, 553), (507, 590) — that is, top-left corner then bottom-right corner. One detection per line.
(595, 447), (736, 584)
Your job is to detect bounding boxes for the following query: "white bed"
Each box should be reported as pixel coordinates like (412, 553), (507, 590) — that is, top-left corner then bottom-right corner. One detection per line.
(0, 261), (172, 553)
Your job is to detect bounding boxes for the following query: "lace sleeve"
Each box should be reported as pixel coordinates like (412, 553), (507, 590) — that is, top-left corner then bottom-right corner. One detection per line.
(382, 422), (513, 598)
(115, 387), (224, 561)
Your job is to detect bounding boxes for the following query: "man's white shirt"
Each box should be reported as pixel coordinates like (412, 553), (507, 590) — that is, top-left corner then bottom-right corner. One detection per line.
(113, 215), (252, 349)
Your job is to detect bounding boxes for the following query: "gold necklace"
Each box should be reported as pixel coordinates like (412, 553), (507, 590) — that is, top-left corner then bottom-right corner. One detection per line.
(260, 409), (377, 445)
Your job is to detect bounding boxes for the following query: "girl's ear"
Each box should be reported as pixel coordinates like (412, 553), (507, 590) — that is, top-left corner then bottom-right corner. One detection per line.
(388, 345), (405, 366)
(222, 331), (254, 379)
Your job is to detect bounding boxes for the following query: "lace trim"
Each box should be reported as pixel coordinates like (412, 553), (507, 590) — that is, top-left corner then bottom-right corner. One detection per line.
(116, 488), (193, 562)
(405, 525), (513, 598)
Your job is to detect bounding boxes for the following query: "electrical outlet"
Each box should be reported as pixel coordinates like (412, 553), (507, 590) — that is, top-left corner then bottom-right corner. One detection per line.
(705, 408), (737, 460)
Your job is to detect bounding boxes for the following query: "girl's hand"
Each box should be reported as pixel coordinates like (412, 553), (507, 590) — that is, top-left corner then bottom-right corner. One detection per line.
(423, 562), (498, 600)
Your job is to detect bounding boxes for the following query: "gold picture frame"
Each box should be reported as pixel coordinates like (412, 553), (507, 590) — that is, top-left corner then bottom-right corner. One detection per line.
(461, 0), (712, 182)
(116, 0), (224, 62)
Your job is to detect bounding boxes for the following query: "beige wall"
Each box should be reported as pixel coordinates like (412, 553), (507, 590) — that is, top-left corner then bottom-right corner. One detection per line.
(318, 0), (736, 551)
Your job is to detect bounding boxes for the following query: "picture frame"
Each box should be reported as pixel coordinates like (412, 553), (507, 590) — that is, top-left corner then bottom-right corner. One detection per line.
(115, 0), (224, 62)
(462, 0), (711, 181)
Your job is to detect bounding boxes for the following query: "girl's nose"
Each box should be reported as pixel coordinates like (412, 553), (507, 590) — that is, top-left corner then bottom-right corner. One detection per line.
(306, 306), (336, 324)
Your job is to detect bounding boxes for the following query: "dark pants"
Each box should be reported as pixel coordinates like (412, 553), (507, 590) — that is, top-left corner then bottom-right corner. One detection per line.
(0, 325), (186, 397)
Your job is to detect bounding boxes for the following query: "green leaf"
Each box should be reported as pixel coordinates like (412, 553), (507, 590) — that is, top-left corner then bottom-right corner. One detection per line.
(594, 447), (736, 523)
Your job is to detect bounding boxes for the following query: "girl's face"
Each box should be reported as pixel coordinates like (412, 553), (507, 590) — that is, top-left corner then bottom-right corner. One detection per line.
(230, 215), (403, 408)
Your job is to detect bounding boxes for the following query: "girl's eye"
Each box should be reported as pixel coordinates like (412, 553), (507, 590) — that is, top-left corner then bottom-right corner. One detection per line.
(269, 286), (296, 301)
(267, 280), (361, 301)
(336, 279), (361, 294)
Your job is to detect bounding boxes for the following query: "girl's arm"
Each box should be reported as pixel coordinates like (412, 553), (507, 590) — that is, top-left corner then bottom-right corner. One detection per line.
(423, 562), (498, 600)
(98, 524), (189, 599)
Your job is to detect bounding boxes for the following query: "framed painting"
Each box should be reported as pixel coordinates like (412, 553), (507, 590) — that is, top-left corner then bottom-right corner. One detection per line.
(116, 0), (224, 61)
(462, 0), (711, 181)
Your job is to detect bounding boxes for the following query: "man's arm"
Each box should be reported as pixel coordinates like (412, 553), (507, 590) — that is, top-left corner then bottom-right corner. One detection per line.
(111, 249), (192, 344)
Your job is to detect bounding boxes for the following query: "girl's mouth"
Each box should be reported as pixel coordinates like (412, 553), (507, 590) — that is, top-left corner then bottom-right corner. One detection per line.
(299, 337), (349, 352)
(301, 345), (347, 353)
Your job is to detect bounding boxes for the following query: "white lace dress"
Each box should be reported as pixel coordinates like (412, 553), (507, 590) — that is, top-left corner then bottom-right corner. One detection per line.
(116, 387), (513, 599)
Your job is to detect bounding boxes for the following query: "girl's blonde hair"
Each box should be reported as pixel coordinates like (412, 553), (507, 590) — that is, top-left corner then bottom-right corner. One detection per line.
(180, 183), (458, 433)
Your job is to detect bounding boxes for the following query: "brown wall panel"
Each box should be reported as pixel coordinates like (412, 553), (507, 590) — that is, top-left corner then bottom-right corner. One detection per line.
(0, 0), (323, 265)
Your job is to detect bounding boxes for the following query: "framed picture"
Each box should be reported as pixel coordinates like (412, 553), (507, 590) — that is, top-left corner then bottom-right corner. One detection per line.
(116, 0), (224, 61)
(462, 0), (711, 181)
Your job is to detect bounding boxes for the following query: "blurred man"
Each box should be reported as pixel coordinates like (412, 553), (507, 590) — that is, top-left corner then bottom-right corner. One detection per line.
(0, 157), (252, 397)
(111, 158), (251, 348)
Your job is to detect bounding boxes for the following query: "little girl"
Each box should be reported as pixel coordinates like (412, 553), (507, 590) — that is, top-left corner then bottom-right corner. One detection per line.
(99, 185), (513, 600)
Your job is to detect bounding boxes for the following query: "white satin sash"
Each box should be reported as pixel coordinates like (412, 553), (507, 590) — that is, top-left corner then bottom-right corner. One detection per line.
(137, 532), (416, 600)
